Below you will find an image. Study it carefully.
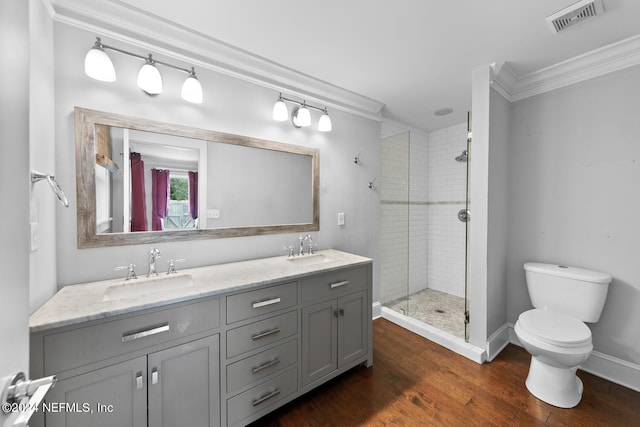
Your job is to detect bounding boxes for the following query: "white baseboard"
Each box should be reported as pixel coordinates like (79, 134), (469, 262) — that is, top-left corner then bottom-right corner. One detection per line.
(486, 323), (510, 362)
(505, 323), (640, 392)
(372, 301), (382, 319)
(581, 351), (640, 392)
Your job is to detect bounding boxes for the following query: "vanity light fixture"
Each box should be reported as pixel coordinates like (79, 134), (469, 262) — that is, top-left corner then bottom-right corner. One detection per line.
(272, 94), (289, 121)
(318, 108), (332, 132)
(84, 37), (203, 104)
(293, 103), (311, 128)
(273, 93), (332, 132)
(137, 55), (163, 95)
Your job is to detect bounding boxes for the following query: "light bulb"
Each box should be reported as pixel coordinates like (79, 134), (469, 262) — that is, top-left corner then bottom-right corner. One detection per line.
(137, 56), (163, 95)
(273, 98), (288, 121)
(181, 69), (203, 103)
(84, 41), (115, 82)
(296, 105), (311, 127)
(318, 111), (332, 132)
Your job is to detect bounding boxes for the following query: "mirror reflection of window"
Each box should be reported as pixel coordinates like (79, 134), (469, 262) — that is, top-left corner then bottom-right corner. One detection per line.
(164, 175), (198, 230)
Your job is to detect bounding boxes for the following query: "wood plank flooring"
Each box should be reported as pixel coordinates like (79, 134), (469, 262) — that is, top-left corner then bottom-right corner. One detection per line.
(251, 318), (639, 426)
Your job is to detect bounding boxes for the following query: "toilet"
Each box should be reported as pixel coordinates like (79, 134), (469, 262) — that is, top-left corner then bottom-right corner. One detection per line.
(514, 262), (611, 408)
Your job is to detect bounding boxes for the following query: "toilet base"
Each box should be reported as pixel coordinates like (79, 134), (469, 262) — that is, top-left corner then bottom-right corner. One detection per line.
(525, 356), (584, 408)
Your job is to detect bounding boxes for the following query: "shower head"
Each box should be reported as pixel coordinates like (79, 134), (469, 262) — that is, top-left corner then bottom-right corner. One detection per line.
(455, 150), (468, 162)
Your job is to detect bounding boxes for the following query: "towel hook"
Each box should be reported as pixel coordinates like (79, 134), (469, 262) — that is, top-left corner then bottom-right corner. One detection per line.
(31, 170), (69, 207)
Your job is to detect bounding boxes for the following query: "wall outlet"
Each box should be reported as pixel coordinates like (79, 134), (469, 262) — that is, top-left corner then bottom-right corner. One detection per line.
(207, 209), (220, 219)
(338, 212), (345, 226)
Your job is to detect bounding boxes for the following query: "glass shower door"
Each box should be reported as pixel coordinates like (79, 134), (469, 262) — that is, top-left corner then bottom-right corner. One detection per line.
(379, 131), (410, 316)
(464, 112), (472, 341)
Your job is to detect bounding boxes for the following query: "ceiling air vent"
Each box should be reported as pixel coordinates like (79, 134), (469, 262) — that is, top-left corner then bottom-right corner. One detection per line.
(546, 0), (604, 33)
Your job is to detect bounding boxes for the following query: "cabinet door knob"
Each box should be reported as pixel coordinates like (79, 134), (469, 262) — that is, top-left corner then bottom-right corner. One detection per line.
(151, 368), (159, 385)
(136, 374), (143, 390)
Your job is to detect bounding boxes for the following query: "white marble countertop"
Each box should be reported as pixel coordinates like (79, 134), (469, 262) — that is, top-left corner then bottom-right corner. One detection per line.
(30, 249), (371, 332)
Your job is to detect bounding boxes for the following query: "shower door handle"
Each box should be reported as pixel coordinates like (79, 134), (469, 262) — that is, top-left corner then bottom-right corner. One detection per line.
(457, 209), (470, 222)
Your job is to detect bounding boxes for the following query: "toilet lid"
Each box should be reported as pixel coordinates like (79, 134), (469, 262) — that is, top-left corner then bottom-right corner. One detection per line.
(518, 309), (591, 346)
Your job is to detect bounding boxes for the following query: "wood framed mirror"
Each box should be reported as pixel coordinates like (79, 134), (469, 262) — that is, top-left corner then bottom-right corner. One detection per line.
(75, 107), (319, 248)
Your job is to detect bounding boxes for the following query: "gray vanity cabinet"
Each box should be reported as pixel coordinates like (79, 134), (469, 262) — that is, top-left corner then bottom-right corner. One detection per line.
(147, 335), (220, 427)
(30, 252), (373, 427)
(301, 291), (367, 386)
(44, 335), (219, 427)
(44, 356), (147, 427)
(300, 266), (370, 387)
(30, 297), (221, 427)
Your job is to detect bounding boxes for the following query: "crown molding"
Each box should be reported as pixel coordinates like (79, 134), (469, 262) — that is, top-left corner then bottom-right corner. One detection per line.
(47, 0), (384, 121)
(493, 34), (640, 102)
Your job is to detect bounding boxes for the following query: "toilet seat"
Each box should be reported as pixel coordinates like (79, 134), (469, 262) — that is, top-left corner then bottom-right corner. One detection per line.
(517, 309), (591, 348)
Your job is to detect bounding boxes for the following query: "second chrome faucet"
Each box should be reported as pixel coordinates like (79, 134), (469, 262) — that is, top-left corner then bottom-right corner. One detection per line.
(148, 247), (161, 277)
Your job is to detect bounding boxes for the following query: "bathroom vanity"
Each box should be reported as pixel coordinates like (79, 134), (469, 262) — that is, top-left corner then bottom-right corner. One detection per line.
(29, 250), (372, 427)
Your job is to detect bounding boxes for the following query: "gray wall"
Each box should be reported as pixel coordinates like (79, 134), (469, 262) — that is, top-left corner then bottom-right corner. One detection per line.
(507, 64), (640, 365)
(0, 0), (31, 394)
(49, 23), (381, 301)
(29, 0), (57, 311)
(486, 89), (509, 335)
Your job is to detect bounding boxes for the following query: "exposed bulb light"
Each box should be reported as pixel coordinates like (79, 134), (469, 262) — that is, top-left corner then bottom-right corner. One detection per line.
(137, 55), (163, 95)
(272, 95), (289, 121)
(296, 103), (311, 127)
(84, 38), (116, 82)
(181, 67), (203, 104)
(318, 109), (332, 132)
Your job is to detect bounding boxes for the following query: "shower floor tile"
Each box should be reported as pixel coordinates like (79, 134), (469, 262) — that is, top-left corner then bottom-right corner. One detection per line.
(386, 288), (465, 339)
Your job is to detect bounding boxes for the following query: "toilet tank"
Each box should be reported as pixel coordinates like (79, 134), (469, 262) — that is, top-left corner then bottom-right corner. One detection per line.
(524, 262), (611, 322)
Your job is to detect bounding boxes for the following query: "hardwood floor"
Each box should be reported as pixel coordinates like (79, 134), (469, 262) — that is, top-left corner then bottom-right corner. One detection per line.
(251, 318), (639, 426)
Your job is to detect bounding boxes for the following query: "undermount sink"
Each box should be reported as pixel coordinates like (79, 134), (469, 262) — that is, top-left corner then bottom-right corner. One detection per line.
(285, 253), (333, 266)
(102, 274), (194, 301)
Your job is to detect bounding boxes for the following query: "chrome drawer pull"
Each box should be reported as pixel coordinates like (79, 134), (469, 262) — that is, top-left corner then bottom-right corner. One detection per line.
(252, 297), (281, 309)
(251, 327), (281, 341)
(122, 324), (170, 342)
(330, 280), (349, 289)
(252, 389), (281, 407)
(252, 358), (281, 374)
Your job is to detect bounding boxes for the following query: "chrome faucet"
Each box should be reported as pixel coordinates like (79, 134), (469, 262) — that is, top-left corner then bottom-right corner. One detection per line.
(147, 247), (161, 277)
(297, 234), (314, 255)
(305, 234), (314, 254)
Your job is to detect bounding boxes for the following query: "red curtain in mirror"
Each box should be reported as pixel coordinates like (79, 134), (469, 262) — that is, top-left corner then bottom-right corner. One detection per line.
(188, 171), (198, 220)
(130, 152), (147, 232)
(152, 169), (170, 231)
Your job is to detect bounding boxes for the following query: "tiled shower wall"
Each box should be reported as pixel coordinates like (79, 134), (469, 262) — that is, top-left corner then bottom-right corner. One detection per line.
(379, 131), (410, 304)
(380, 119), (467, 305)
(427, 124), (468, 298)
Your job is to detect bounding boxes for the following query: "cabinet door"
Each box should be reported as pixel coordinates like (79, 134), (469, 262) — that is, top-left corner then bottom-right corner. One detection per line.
(45, 356), (147, 427)
(301, 299), (337, 386)
(338, 291), (367, 367)
(147, 335), (220, 427)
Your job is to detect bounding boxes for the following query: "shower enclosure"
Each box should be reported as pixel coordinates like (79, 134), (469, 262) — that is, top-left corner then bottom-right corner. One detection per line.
(380, 122), (470, 341)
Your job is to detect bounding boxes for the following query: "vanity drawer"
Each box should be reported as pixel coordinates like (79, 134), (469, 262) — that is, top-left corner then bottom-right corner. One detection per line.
(226, 311), (297, 359)
(226, 282), (297, 324)
(43, 297), (220, 374)
(227, 367), (298, 427)
(226, 339), (298, 394)
(300, 266), (367, 303)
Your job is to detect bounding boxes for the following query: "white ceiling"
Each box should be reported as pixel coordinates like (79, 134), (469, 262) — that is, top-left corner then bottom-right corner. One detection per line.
(100, 1), (640, 130)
